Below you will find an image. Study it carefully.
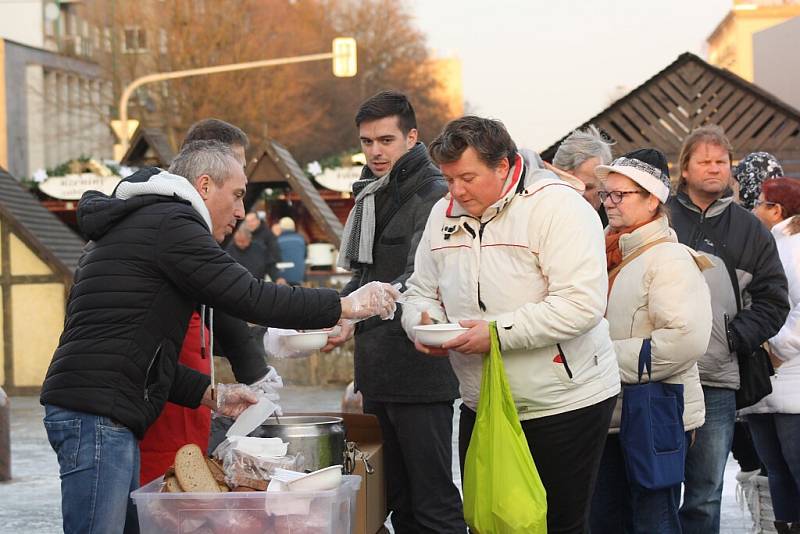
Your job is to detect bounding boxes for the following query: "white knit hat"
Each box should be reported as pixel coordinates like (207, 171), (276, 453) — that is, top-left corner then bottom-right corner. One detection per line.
(595, 148), (671, 203)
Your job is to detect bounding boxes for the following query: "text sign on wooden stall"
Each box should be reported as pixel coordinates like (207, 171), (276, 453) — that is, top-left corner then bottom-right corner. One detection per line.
(39, 174), (121, 200)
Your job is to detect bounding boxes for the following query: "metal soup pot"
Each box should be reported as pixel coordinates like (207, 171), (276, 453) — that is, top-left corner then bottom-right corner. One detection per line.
(252, 415), (345, 472)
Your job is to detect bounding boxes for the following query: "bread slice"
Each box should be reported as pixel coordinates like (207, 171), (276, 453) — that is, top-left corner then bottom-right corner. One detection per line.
(174, 444), (220, 493)
(162, 475), (183, 493)
(218, 483), (230, 492)
(205, 457), (226, 484)
(229, 474), (268, 491)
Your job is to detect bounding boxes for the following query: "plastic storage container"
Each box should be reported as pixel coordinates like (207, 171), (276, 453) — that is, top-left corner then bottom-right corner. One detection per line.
(131, 474), (361, 533)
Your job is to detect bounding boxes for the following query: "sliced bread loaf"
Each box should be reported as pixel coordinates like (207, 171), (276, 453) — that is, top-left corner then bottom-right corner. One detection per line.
(205, 457), (226, 485)
(174, 444), (220, 493)
(162, 475), (183, 493)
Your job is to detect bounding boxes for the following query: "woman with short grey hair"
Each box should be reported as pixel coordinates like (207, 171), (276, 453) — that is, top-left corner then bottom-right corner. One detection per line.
(553, 125), (614, 171)
(551, 125), (614, 225)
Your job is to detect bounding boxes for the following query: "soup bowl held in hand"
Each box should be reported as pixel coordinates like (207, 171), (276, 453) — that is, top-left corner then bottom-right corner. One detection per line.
(413, 324), (469, 348)
(281, 331), (329, 352)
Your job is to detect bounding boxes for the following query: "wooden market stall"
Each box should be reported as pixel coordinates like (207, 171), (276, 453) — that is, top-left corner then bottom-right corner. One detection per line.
(0, 168), (85, 394)
(119, 126), (176, 168)
(245, 139), (346, 247)
(541, 52), (800, 178)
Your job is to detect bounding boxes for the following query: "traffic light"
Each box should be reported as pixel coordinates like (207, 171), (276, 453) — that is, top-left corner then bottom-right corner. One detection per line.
(332, 38), (357, 78)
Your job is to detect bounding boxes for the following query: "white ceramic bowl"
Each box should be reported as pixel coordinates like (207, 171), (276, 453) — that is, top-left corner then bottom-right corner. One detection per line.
(413, 324), (468, 347)
(286, 465), (343, 492)
(281, 331), (328, 352)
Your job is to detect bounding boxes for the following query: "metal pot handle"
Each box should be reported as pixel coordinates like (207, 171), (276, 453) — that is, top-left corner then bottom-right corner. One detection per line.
(344, 441), (357, 475)
(343, 441), (375, 475)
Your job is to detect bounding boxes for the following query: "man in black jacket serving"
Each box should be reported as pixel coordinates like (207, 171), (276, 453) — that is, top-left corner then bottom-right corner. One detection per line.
(40, 140), (397, 534)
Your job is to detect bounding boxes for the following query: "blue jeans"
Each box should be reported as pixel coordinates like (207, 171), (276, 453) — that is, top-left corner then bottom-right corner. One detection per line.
(679, 386), (736, 534)
(590, 433), (686, 533)
(746, 413), (800, 522)
(43, 405), (140, 534)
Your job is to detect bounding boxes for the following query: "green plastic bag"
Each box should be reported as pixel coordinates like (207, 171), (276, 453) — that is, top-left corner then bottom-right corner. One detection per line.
(463, 322), (547, 534)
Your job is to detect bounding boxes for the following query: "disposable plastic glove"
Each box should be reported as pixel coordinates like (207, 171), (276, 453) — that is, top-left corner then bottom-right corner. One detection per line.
(209, 383), (259, 418)
(340, 281), (401, 320)
(249, 366), (283, 392)
(249, 367), (284, 416)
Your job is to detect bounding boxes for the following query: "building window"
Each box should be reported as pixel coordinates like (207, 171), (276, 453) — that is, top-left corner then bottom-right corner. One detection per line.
(159, 28), (168, 55)
(122, 27), (147, 54)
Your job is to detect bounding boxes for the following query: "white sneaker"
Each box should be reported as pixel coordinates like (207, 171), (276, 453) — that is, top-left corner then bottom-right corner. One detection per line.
(736, 468), (761, 483)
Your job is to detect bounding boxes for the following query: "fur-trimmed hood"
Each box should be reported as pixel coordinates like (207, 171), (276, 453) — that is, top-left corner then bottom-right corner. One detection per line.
(78, 167), (212, 240)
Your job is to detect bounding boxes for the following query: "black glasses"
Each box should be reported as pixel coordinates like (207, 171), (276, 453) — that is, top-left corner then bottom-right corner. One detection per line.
(598, 190), (646, 204)
(753, 199), (778, 209)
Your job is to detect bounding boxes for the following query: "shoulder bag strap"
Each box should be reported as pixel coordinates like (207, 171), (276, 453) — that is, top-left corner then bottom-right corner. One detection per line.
(637, 339), (653, 384)
(608, 237), (672, 290)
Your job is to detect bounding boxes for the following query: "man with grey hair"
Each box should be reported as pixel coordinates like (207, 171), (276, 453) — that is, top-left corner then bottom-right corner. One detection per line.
(167, 140), (248, 242)
(139, 122), (275, 488)
(40, 140), (398, 534)
(551, 125), (614, 226)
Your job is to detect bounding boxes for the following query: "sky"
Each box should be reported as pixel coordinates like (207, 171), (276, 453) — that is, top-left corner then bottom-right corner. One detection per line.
(412, 0), (733, 151)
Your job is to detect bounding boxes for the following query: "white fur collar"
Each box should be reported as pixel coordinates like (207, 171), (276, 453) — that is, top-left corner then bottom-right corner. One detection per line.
(114, 170), (213, 231)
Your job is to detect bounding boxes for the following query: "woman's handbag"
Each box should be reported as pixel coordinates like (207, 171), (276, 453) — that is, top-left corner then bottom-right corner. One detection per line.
(463, 322), (547, 534)
(619, 339), (686, 490)
(735, 344), (774, 409)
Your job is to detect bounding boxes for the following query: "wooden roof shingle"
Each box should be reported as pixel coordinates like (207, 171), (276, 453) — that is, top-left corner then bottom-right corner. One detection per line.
(0, 168), (85, 277)
(540, 52), (800, 178)
(119, 127), (175, 168)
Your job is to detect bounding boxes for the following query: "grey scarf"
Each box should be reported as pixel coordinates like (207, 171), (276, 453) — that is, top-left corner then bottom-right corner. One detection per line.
(337, 172), (390, 269)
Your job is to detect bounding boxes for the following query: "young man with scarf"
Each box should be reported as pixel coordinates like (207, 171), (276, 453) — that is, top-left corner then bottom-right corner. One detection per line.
(324, 91), (464, 533)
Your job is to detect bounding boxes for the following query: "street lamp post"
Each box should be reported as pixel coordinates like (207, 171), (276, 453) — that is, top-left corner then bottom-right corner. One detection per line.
(116, 38), (357, 155)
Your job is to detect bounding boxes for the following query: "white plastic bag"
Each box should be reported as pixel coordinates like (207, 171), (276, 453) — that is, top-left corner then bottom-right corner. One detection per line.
(212, 437), (303, 489)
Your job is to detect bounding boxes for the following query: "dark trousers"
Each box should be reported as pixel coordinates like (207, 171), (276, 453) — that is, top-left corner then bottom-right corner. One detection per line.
(459, 396), (615, 534)
(746, 413), (800, 522)
(731, 420), (762, 472)
(590, 432), (689, 534)
(363, 398), (466, 534)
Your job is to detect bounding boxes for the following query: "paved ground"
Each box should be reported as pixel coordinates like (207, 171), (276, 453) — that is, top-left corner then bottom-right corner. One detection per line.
(0, 389), (755, 533)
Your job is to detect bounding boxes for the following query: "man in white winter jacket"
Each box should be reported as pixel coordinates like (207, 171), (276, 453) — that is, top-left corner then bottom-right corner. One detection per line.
(401, 116), (620, 534)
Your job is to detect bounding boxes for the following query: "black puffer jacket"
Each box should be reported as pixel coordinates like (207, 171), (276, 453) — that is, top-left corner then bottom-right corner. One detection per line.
(342, 144), (459, 403)
(668, 188), (788, 388)
(40, 169), (340, 438)
(213, 310), (270, 385)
